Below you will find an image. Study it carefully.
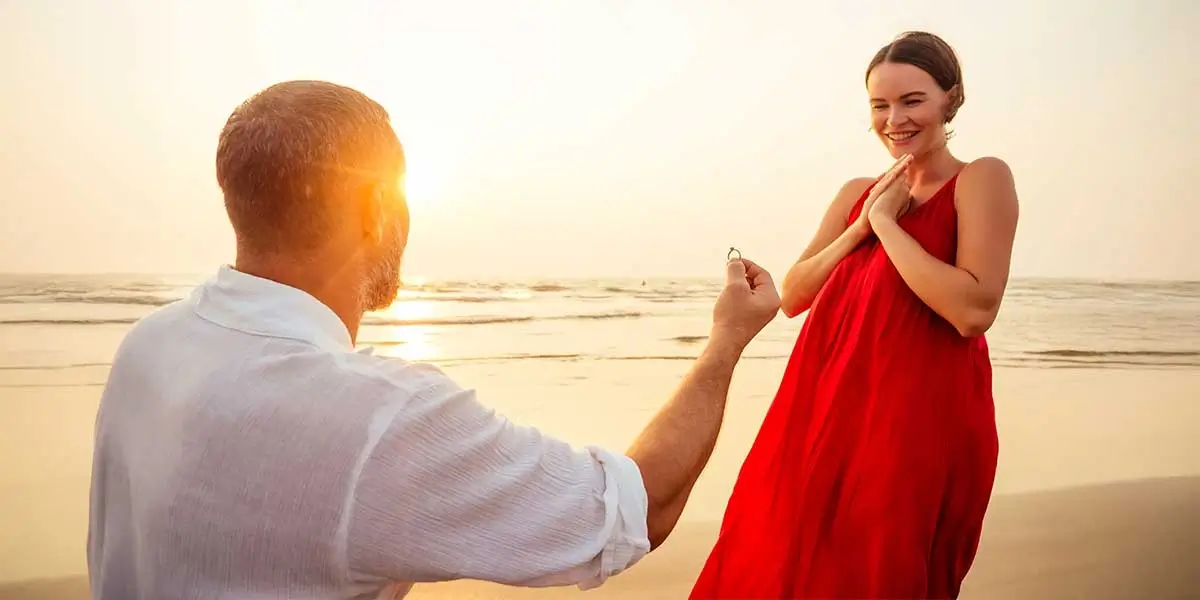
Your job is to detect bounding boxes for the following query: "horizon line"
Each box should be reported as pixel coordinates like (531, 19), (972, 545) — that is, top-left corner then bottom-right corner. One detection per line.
(0, 272), (1197, 285)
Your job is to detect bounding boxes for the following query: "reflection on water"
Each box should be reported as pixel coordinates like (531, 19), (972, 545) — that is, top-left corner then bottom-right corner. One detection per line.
(371, 300), (442, 362)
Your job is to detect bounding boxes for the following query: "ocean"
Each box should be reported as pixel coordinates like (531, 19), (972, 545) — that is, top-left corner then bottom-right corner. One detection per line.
(1, 273), (1198, 386)
(3, 273), (1200, 582)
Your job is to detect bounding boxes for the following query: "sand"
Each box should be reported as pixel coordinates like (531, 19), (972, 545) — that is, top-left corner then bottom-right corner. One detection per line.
(1, 365), (1199, 598)
(406, 476), (1200, 600)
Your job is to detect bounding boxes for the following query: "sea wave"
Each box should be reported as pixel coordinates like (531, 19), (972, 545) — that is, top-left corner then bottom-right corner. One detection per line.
(0, 293), (178, 306)
(0, 362), (111, 371)
(6, 347), (1198, 373)
(433, 353), (791, 365)
(5, 277), (1197, 308)
(0, 317), (141, 325)
(363, 310), (645, 327)
(0, 290), (529, 306)
(1027, 349), (1200, 359)
(0, 289), (704, 306)
(0, 353), (792, 373)
(0, 285), (689, 306)
(0, 311), (647, 327)
(994, 348), (1200, 368)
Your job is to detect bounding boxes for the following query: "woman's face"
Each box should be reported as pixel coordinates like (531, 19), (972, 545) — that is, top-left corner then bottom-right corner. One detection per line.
(867, 61), (953, 159)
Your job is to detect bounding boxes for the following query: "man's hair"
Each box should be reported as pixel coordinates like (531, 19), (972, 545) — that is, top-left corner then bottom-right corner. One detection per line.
(215, 80), (404, 255)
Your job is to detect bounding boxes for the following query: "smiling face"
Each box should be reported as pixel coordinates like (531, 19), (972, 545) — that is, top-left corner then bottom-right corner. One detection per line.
(867, 61), (955, 159)
(863, 32), (964, 160)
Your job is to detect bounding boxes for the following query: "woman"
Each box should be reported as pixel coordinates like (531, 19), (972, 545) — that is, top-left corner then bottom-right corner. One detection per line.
(690, 31), (1019, 599)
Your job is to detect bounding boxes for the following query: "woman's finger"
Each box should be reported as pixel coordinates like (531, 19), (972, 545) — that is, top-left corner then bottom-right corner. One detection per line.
(875, 157), (912, 192)
(879, 154), (913, 179)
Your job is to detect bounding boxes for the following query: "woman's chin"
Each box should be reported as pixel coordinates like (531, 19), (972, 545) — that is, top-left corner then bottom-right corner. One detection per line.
(886, 141), (932, 160)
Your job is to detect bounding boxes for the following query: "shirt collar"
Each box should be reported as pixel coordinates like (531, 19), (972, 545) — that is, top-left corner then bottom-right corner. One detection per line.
(190, 265), (354, 352)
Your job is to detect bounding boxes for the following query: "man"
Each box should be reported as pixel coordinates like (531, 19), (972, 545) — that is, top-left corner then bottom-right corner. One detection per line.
(87, 80), (780, 599)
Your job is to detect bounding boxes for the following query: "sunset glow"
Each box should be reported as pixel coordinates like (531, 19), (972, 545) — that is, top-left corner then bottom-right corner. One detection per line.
(0, 1), (1194, 282)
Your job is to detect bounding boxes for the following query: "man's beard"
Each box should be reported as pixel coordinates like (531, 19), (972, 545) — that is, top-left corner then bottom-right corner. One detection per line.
(362, 235), (403, 312)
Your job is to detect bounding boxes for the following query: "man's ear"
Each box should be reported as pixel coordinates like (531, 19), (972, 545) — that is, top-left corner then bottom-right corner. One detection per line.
(361, 182), (384, 243)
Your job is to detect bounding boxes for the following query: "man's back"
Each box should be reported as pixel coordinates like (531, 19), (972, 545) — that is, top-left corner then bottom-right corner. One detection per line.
(89, 272), (400, 598)
(89, 267), (650, 599)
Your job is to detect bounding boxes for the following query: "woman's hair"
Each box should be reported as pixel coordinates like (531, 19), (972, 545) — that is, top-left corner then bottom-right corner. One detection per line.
(866, 31), (964, 123)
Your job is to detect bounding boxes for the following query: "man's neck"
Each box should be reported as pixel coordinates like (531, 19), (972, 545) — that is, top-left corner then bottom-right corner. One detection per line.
(233, 252), (365, 344)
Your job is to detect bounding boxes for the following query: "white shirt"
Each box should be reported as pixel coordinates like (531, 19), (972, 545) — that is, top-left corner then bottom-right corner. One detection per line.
(87, 266), (650, 599)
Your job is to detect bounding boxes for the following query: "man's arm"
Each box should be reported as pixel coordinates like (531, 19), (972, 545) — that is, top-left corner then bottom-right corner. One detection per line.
(624, 256), (778, 550)
(346, 361), (651, 590)
(346, 345), (744, 588)
(345, 259), (778, 589)
(624, 334), (741, 550)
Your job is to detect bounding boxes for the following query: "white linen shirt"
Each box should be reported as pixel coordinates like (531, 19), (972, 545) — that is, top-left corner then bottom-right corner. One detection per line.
(87, 265), (650, 599)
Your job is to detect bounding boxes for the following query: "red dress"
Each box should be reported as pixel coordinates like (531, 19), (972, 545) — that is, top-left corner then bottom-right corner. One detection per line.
(690, 174), (998, 599)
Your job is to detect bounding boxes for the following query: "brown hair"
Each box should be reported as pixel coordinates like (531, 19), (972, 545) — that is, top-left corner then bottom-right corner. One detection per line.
(215, 80), (404, 255)
(866, 31), (964, 123)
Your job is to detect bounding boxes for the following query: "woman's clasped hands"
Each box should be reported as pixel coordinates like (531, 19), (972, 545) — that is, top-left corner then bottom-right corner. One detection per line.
(855, 154), (915, 237)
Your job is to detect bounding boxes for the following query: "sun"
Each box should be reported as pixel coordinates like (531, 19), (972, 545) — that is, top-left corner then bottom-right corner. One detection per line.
(399, 169), (430, 211)
(398, 137), (453, 212)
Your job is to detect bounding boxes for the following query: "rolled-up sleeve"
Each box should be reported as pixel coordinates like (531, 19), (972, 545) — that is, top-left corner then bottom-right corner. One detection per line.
(343, 363), (650, 589)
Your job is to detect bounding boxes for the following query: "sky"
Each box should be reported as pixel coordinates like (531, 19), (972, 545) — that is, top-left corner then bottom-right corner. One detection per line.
(1, 0), (1197, 280)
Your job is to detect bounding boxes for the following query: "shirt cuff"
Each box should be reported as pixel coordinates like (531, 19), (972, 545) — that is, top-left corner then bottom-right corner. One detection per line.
(576, 445), (651, 590)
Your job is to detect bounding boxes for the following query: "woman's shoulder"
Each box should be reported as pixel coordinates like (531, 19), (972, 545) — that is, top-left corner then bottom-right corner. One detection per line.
(958, 156), (1014, 188)
(955, 156), (1019, 211)
(834, 176), (878, 205)
(841, 176), (879, 193)
(829, 177), (878, 222)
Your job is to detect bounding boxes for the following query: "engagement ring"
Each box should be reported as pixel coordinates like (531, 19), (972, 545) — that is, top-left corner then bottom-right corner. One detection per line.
(727, 247), (741, 261)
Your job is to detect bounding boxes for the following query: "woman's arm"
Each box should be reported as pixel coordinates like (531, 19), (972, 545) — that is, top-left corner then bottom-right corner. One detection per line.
(779, 178), (875, 317)
(869, 157), (1020, 337)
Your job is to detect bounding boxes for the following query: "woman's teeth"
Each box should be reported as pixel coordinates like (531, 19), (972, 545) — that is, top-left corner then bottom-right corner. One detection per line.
(887, 131), (919, 141)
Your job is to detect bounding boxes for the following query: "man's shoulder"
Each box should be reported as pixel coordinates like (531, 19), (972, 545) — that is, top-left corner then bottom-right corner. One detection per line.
(332, 350), (462, 403)
(109, 292), (465, 407)
(112, 299), (198, 354)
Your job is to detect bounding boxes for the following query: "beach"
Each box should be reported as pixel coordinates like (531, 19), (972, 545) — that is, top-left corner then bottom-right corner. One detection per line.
(1, 275), (1198, 598)
(2, 362), (1199, 599)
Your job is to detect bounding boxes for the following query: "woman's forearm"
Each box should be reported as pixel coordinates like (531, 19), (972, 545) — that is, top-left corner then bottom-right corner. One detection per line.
(780, 224), (866, 317)
(871, 217), (998, 336)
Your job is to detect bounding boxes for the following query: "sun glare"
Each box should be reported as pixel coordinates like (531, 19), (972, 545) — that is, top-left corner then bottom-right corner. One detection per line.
(398, 138), (454, 212)
(399, 171), (427, 210)
(374, 299), (442, 363)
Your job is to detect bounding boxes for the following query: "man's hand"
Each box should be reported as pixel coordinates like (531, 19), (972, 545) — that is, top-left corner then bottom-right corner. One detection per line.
(712, 257), (781, 350)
